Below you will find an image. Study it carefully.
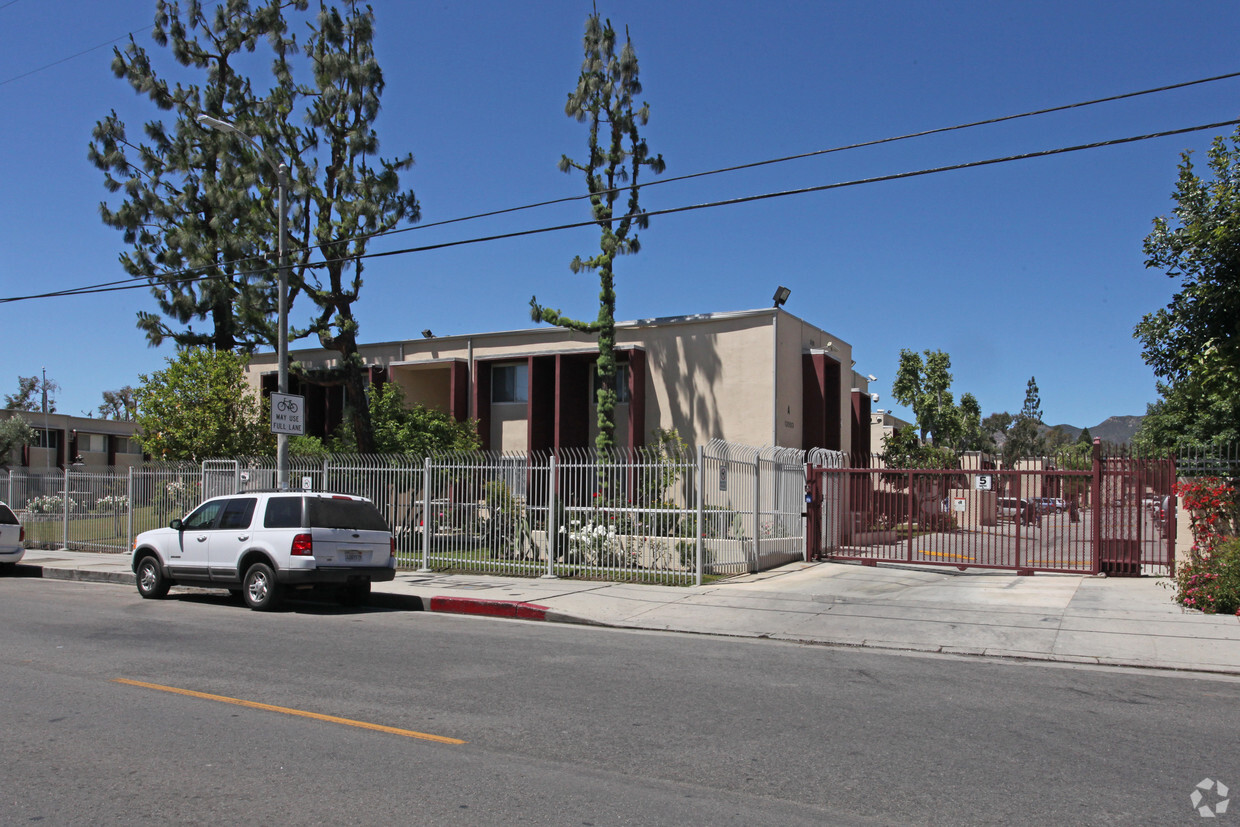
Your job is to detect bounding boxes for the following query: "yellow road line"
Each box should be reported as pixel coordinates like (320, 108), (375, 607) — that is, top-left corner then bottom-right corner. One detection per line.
(917, 550), (976, 561)
(113, 678), (466, 744)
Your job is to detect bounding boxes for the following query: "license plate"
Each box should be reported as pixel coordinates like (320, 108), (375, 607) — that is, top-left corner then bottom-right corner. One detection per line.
(344, 550), (362, 562)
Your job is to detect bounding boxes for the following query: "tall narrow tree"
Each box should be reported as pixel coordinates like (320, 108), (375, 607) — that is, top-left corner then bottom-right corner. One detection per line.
(530, 12), (664, 452)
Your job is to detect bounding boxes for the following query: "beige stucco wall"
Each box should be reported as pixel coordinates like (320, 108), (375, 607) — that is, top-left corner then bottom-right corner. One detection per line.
(871, 410), (912, 456)
(242, 309), (863, 452)
(491, 403), (527, 451)
(627, 313), (774, 447)
(775, 315), (857, 451)
(390, 364), (453, 412)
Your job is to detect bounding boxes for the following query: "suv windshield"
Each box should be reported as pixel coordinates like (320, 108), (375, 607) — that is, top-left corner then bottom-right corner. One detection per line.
(307, 498), (388, 531)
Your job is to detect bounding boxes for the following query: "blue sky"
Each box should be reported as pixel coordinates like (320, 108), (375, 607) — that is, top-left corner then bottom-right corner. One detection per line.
(2, 0), (1238, 431)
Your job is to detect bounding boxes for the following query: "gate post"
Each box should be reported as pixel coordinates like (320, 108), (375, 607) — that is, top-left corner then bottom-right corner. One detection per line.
(62, 467), (70, 550)
(696, 445), (705, 586)
(804, 467), (823, 561)
(127, 465), (134, 552)
(1091, 438), (1103, 574)
(543, 454), (558, 580)
(906, 469), (915, 562)
(419, 456), (432, 573)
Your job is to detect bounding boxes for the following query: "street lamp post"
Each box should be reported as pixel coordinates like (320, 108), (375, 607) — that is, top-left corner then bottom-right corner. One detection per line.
(196, 114), (291, 490)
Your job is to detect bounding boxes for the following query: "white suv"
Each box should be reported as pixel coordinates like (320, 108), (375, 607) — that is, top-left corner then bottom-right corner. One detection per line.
(132, 492), (395, 610)
(0, 501), (25, 567)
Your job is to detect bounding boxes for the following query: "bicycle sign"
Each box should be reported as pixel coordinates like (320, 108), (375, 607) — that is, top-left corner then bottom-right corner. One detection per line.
(270, 392), (305, 435)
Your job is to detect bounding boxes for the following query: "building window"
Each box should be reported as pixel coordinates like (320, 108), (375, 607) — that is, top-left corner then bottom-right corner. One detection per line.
(79, 434), (108, 453)
(492, 362), (528, 404)
(592, 363), (630, 404)
(32, 429), (60, 450)
(114, 437), (139, 454)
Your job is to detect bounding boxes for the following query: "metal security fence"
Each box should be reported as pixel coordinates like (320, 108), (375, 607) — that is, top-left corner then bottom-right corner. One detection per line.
(809, 444), (1177, 575)
(2, 440), (821, 584)
(6, 464), (202, 553)
(700, 442), (811, 576)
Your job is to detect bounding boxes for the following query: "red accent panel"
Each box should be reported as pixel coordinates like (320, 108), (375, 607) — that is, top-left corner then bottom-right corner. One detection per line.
(626, 349), (647, 449)
(554, 354), (591, 450)
(450, 361), (469, 422)
(850, 389), (871, 457)
(530, 356), (556, 452)
(802, 354), (841, 451)
(473, 361), (493, 451)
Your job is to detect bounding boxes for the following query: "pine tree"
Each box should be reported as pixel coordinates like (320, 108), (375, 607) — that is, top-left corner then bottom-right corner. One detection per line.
(91, 1), (418, 452)
(1003, 376), (1045, 465)
(276, 2), (419, 453)
(89, 0), (297, 352)
(530, 11), (664, 452)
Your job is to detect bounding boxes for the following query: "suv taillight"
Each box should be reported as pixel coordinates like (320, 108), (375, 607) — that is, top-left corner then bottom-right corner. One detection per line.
(390, 537), (396, 558)
(290, 533), (313, 556)
(20, 527), (25, 542)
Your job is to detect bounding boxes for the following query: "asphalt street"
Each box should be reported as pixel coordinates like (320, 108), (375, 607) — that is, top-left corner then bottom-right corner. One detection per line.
(3, 577), (1237, 825)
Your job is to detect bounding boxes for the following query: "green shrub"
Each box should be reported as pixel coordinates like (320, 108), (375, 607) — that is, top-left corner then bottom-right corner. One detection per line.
(1171, 538), (1240, 614)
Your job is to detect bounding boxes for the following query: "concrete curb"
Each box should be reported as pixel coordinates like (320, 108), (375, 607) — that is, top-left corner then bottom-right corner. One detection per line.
(428, 595), (551, 620)
(19, 562), (569, 623)
(17, 559), (1240, 676)
(41, 567), (135, 585)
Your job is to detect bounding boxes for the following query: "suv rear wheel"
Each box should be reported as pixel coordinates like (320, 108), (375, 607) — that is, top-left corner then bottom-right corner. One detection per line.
(243, 562), (282, 611)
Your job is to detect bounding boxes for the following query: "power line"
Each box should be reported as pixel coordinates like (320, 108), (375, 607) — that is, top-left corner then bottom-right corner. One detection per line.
(363, 69), (1240, 241)
(71, 67), (1240, 283)
(355, 119), (1240, 260)
(5, 117), (1235, 306)
(0, 23), (154, 87)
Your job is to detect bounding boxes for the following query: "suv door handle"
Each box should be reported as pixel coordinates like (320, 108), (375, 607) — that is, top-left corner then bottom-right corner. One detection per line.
(237, 534), (249, 541)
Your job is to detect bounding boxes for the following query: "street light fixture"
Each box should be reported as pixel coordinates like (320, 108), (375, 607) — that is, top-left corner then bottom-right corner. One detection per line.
(196, 113), (292, 490)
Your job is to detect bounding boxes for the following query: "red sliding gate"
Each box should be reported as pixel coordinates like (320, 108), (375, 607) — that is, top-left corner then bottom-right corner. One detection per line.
(806, 445), (1175, 575)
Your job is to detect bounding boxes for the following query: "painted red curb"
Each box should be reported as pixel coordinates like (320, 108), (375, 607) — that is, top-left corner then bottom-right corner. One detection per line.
(428, 595), (549, 620)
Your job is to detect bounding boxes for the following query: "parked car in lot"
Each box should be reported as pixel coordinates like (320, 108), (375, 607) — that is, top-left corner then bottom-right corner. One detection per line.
(998, 497), (1027, 519)
(1033, 497), (1067, 514)
(998, 497), (1042, 525)
(131, 491), (395, 610)
(0, 501), (25, 567)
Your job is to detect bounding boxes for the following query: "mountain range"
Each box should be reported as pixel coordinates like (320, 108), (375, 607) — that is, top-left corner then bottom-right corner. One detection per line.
(1046, 416), (1144, 445)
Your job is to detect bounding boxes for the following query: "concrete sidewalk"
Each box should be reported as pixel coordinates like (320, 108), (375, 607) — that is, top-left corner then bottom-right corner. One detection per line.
(13, 549), (1240, 676)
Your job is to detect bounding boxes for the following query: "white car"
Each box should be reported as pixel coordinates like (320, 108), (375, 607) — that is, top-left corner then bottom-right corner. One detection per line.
(0, 501), (24, 566)
(132, 491), (395, 610)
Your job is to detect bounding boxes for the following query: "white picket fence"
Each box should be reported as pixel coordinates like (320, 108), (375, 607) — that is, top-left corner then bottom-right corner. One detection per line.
(2, 440), (841, 585)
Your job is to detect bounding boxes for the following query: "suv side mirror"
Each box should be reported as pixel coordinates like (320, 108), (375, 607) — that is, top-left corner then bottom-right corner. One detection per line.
(169, 518), (183, 531)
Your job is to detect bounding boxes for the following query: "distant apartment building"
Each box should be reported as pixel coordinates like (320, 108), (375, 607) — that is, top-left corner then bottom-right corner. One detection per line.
(870, 409), (913, 456)
(243, 308), (876, 455)
(0, 410), (143, 469)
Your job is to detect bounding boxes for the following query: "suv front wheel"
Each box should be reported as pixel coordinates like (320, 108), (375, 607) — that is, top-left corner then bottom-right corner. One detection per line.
(135, 555), (171, 599)
(243, 562), (282, 611)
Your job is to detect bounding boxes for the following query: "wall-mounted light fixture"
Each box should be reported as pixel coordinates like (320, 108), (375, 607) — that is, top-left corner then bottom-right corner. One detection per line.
(772, 286), (791, 308)
(421, 329), (435, 338)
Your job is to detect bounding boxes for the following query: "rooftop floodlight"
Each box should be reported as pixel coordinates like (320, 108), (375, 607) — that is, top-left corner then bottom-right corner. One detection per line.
(421, 329), (434, 338)
(772, 286), (791, 308)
